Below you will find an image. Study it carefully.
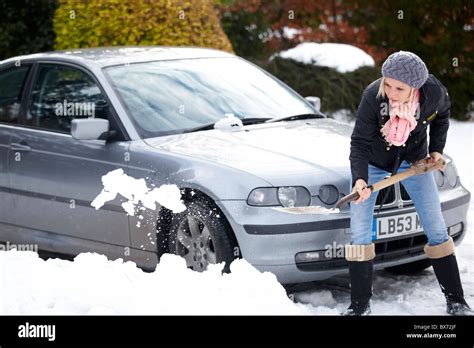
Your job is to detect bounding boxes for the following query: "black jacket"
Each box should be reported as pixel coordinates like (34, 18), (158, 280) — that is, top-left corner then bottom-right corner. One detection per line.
(350, 74), (450, 187)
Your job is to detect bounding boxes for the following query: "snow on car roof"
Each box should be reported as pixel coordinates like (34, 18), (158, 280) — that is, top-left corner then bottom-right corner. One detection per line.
(0, 46), (234, 68)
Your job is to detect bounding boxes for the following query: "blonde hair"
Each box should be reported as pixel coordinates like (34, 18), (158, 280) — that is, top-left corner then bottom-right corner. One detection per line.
(377, 77), (416, 100)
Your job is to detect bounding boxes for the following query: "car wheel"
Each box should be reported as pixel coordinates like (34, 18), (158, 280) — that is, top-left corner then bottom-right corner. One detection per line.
(385, 258), (432, 274)
(168, 197), (238, 273)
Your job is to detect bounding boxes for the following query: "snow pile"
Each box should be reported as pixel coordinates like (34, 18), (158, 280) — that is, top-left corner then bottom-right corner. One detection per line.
(213, 114), (243, 132)
(0, 252), (310, 315)
(91, 168), (186, 215)
(274, 42), (375, 73)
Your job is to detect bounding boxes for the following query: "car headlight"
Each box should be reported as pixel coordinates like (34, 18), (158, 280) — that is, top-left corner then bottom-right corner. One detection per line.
(434, 170), (445, 188)
(278, 187), (311, 207)
(247, 187), (311, 207)
(319, 185), (339, 205)
(444, 161), (458, 188)
(247, 188), (279, 206)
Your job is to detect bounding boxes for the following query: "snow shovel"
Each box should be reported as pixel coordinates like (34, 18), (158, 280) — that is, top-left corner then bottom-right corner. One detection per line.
(273, 157), (445, 215)
(335, 157), (446, 208)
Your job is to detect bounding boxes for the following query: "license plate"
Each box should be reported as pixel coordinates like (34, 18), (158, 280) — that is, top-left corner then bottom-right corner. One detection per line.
(372, 212), (423, 240)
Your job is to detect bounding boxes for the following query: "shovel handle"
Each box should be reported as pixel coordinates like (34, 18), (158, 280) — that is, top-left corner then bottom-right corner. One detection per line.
(335, 185), (374, 208)
(335, 158), (446, 209)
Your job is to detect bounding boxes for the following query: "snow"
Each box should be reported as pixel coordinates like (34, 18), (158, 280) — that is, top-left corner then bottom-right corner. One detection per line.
(282, 27), (303, 40)
(91, 168), (186, 215)
(0, 252), (310, 315)
(0, 121), (472, 315)
(213, 114), (243, 132)
(274, 42), (375, 73)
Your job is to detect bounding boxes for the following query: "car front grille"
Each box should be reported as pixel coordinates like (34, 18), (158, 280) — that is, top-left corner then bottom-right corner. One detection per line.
(375, 186), (396, 206)
(374, 183), (413, 210)
(400, 184), (411, 200)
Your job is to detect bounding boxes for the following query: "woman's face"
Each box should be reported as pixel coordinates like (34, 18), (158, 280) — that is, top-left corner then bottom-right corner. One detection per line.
(384, 77), (412, 106)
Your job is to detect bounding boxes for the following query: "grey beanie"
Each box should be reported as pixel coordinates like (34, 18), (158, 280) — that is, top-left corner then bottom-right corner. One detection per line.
(381, 51), (428, 89)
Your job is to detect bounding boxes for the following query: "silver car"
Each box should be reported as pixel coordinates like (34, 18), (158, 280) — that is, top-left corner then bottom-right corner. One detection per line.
(0, 47), (470, 284)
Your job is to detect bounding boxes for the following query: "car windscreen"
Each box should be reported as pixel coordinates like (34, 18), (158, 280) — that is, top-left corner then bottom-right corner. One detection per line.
(105, 57), (315, 138)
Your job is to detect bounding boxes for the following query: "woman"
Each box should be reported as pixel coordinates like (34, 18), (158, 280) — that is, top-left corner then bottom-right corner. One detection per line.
(345, 50), (471, 316)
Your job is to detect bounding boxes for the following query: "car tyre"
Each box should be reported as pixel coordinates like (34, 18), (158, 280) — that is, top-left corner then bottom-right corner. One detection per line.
(168, 197), (238, 273)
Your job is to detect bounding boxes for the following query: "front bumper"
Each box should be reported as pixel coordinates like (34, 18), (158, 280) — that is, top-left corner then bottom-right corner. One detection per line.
(217, 185), (470, 284)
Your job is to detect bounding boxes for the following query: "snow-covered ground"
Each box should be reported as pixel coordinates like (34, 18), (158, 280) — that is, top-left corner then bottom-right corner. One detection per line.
(273, 42), (375, 73)
(0, 120), (472, 315)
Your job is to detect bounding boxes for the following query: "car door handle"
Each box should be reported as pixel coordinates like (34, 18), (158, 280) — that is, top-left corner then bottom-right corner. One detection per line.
(11, 142), (32, 151)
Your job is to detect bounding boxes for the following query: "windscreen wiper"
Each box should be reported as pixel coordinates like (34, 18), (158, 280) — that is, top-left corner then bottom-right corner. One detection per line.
(181, 117), (271, 134)
(265, 113), (326, 123)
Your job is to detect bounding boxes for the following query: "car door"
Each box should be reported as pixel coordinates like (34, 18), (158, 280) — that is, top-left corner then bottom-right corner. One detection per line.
(0, 64), (31, 230)
(8, 62), (131, 255)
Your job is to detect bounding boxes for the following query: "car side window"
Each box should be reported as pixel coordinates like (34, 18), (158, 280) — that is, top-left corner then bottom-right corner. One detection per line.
(0, 66), (30, 125)
(27, 64), (108, 133)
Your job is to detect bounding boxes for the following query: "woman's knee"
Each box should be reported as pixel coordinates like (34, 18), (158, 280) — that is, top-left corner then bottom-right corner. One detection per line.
(424, 222), (449, 246)
(350, 212), (374, 244)
(350, 232), (373, 245)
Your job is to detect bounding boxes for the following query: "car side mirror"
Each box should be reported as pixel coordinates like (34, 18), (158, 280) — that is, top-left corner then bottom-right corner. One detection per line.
(305, 96), (321, 112)
(71, 118), (113, 141)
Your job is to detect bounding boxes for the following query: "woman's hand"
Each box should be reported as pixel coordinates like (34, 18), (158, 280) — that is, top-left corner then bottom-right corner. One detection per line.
(428, 151), (446, 172)
(352, 179), (372, 204)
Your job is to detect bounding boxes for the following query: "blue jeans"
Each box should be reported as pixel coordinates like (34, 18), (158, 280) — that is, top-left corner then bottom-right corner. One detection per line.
(349, 160), (449, 246)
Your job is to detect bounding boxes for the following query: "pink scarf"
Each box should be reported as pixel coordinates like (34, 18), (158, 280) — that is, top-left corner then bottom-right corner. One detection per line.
(380, 90), (420, 146)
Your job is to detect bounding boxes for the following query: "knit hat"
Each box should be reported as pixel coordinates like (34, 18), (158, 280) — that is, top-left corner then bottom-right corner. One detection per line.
(381, 51), (428, 89)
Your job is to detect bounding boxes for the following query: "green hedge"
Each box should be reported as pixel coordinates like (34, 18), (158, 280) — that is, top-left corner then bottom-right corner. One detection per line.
(262, 57), (380, 116)
(54, 0), (233, 52)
